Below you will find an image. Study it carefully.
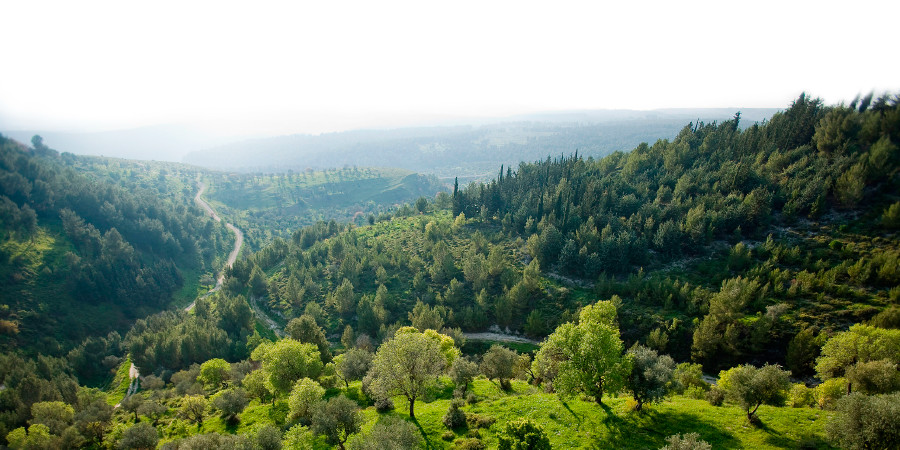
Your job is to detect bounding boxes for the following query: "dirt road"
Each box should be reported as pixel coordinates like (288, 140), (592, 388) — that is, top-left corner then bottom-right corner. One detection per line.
(187, 181), (244, 311)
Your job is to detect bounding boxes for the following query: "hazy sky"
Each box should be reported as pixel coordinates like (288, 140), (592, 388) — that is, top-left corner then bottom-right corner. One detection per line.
(1, 0), (897, 135)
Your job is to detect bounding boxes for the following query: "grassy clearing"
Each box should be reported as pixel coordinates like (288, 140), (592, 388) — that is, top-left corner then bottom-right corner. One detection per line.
(106, 358), (133, 406)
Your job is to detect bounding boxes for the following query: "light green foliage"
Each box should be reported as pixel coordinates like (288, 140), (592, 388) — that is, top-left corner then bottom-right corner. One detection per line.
(826, 392), (900, 450)
(346, 415), (422, 450)
(6, 424), (55, 449)
(253, 339), (324, 394)
(241, 369), (274, 403)
(288, 378), (324, 425)
(815, 377), (848, 410)
(282, 424), (314, 450)
(30, 400), (74, 435)
(198, 358), (231, 389)
(627, 345), (676, 410)
(882, 201), (900, 229)
(815, 325), (900, 382)
(118, 422), (158, 450)
(367, 329), (448, 418)
(450, 357), (479, 396)
(535, 300), (629, 404)
(178, 395), (209, 426)
(672, 362), (708, 394)
(691, 277), (764, 367)
(480, 345), (519, 390)
(788, 383), (815, 408)
(846, 359), (900, 395)
(311, 395), (361, 449)
(718, 364), (790, 420)
(408, 301), (446, 332)
(660, 432), (712, 450)
(497, 418), (551, 450)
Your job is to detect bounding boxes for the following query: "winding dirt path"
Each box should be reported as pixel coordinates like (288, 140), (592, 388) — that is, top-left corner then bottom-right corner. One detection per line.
(187, 181), (244, 311)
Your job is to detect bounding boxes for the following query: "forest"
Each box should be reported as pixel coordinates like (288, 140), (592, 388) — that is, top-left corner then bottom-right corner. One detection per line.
(1, 93), (899, 449)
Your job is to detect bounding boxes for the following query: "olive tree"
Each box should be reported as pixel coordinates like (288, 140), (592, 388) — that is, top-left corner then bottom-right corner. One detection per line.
(718, 364), (790, 421)
(366, 329), (447, 418)
(626, 344), (675, 411)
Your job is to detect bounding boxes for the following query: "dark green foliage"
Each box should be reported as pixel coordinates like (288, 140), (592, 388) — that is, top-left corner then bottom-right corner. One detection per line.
(450, 357), (479, 397)
(285, 315), (333, 363)
(254, 424), (282, 450)
(497, 418), (551, 450)
(334, 348), (372, 389)
(627, 345), (675, 410)
(826, 392), (900, 450)
(311, 395), (361, 450)
(443, 400), (467, 429)
(118, 422), (158, 450)
(212, 388), (248, 424)
(160, 432), (253, 449)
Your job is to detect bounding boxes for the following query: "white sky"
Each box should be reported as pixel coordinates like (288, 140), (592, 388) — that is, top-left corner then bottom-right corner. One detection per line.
(1, 0), (898, 135)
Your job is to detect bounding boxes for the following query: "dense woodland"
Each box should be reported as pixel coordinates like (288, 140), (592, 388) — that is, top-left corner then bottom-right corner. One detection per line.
(1, 94), (900, 448)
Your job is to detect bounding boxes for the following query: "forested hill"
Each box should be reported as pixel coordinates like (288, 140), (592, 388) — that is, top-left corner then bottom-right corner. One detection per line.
(232, 93), (899, 372)
(0, 134), (232, 357)
(182, 109), (778, 181)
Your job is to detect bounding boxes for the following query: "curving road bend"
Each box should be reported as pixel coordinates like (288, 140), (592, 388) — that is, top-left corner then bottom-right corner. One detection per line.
(121, 181), (245, 398)
(187, 181), (244, 311)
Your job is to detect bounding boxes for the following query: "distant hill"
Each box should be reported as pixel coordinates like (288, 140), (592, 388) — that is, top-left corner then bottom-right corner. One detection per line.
(182, 108), (779, 181)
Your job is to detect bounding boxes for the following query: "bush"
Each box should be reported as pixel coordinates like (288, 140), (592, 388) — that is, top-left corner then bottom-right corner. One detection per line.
(466, 413), (495, 429)
(374, 396), (394, 412)
(455, 438), (486, 450)
(347, 416), (422, 450)
(685, 385), (707, 400)
(788, 383), (815, 408)
(288, 378), (325, 424)
(815, 377), (848, 410)
(443, 400), (468, 429)
(826, 392), (900, 449)
(706, 386), (725, 406)
(497, 418), (550, 450)
(118, 422), (158, 450)
(672, 363), (708, 394)
(660, 432), (712, 450)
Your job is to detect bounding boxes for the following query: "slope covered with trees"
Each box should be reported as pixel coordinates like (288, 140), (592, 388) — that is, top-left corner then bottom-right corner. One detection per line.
(0, 135), (233, 356)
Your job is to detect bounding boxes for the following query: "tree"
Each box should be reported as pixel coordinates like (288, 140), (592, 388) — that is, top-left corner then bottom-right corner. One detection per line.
(450, 357), (479, 397)
(408, 301), (445, 332)
(845, 359), (900, 395)
(30, 400), (74, 435)
(534, 300), (629, 404)
(367, 330), (447, 418)
(480, 345), (519, 390)
(255, 424), (283, 450)
(627, 345), (675, 411)
(346, 415), (422, 450)
(334, 348), (373, 389)
(118, 394), (144, 423)
(212, 388), (249, 424)
(328, 279), (355, 318)
(178, 395), (208, 426)
(717, 364), (790, 421)
(136, 401), (167, 426)
(311, 395), (361, 450)
(288, 378), (325, 425)
(826, 392), (900, 450)
(253, 339), (324, 394)
(285, 315), (333, 363)
(198, 358), (231, 389)
(241, 369), (274, 404)
(118, 422), (158, 450)
(497, 418), (551, 450)
(815, 324), (900, 394)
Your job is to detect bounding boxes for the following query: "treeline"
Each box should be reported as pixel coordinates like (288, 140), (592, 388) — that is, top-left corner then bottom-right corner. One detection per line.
(453, 93), (900, 279)
(0, 134), (231, 354)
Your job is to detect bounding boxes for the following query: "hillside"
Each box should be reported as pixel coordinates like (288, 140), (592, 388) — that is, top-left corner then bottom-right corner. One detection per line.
(202, 167), (447, 251)
(182, 109), (778, 181)
(0, 135), (233, 358)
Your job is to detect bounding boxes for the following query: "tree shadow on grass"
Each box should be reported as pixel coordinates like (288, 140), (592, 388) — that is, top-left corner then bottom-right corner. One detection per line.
(594, 409), (742, 449)
(411, 417), (438, 450)
(560, 400), (584, 430)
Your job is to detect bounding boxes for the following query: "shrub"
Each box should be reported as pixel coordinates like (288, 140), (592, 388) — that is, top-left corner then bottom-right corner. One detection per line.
(788, 383), (815, 408)
(443, 400), (468, 429)
(347, 416), (422, 450)
(672, 362), (708, 394)
(497, 418), (550, 450)
(826, 392), (900, 449)
(815, 377), (848, 410)
(466, 413), (495, 429)
(706, 386), (725, 406)
(660, 432), (712, 450)
(118, 422), (158, 450)
(455, 438), (486, 450)
(685, 385), (707, 400)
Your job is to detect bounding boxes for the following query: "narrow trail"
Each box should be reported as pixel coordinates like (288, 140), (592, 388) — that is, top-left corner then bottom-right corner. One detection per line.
(122, 181), (246, 400)
(186, 181), (244, 311)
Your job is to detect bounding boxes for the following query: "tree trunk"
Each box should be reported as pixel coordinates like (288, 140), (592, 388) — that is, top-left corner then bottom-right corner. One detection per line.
(748, 403), (761, 421)
(409, 397), (416, 419)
